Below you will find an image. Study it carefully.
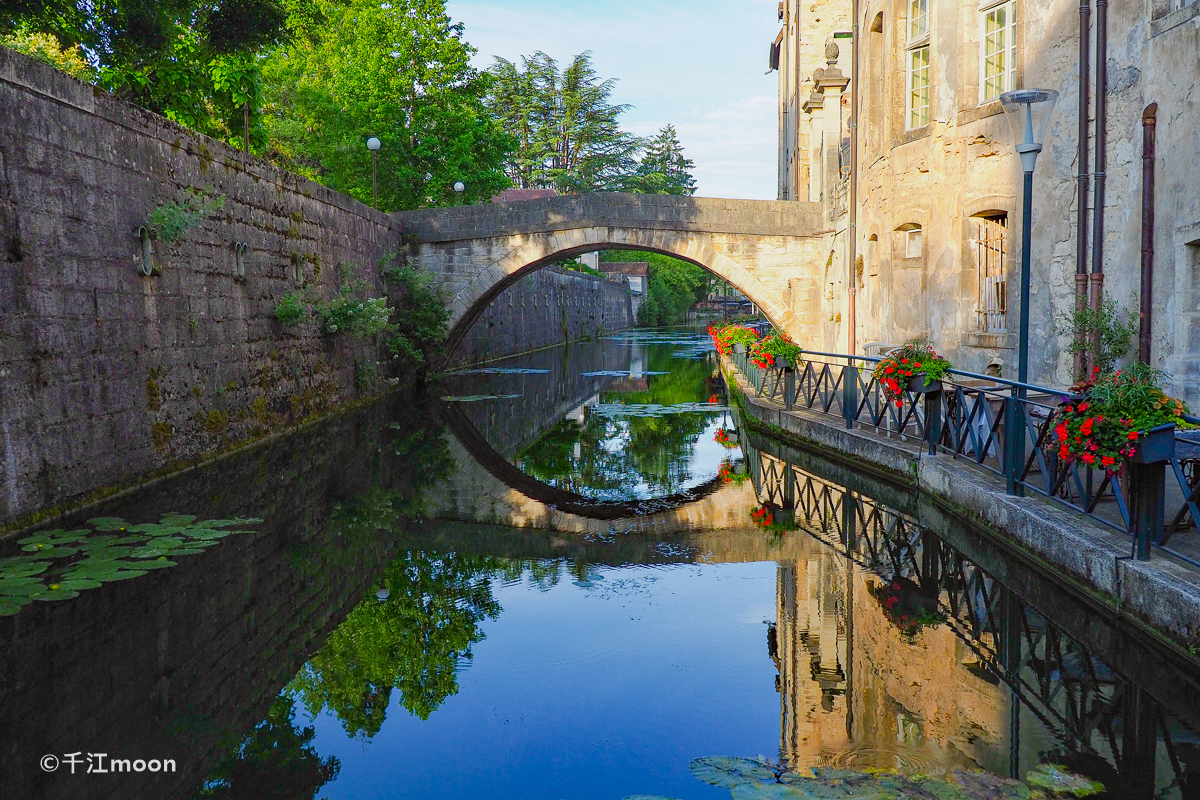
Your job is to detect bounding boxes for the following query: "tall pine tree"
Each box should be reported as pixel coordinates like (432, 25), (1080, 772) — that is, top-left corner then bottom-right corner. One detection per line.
(632, 125), (696, 196)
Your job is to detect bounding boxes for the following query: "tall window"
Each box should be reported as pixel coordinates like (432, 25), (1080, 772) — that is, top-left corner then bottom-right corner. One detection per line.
(906, 0), (931, 129)
(980, 0), (1015, 102)
(975, 214), (1008, 331)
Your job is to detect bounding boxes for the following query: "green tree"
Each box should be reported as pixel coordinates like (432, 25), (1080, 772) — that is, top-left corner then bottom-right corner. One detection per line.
(287, 551), (502, 738)
(197, 695), (340, 800)
(261, 0), (511, 210)
(486, 51), (642, 193)
(600, 250), (712, 326)
(2, 0), (286, 145)
(631, 124), (696, 196)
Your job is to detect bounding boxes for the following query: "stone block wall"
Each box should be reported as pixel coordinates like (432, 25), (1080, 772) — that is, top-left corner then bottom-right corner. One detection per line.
(450, 265), (633, 366)
(0, 46), (399, 529)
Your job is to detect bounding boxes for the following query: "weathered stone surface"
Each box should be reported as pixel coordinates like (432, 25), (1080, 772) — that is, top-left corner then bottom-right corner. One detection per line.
(0, 47), (398, 528)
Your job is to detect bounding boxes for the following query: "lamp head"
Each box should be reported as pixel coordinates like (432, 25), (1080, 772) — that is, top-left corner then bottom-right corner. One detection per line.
(453, 181), (465, 193)
(999, 89), (1058, 172)
(366, 136), (381, 151)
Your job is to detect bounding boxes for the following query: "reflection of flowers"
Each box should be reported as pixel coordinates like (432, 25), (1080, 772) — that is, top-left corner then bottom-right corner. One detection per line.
(751, 503), (792, 535)
(718, 458), (749, 485)
(713, 428), (738, 448)
(708, 394), (720, 404)
(868, 577), (945, 641)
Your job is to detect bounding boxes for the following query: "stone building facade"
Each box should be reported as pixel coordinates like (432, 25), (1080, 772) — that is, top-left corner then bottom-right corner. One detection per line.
(772, 0), (1200, 403)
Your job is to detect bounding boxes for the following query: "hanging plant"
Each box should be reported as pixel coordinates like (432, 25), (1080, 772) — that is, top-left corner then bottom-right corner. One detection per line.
(708, 324), (760, 356)
(749, 334), (803, 370)
(713, 428), (739, 448)
(1053, 363), (1191, 473)
(868, 576), (946, 641)
(872, 339), (953, 408)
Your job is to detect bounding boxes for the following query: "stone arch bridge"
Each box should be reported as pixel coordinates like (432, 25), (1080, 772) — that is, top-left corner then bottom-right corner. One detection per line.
(392, 194), (827, 352)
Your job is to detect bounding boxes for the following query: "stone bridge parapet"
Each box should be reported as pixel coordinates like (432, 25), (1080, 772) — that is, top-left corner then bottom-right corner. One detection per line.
(392, 194), (828, 353)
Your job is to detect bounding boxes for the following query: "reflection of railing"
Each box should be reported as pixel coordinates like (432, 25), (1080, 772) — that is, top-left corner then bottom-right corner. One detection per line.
(728, 349), (1200, 567)
(741, 448), (1195, 791)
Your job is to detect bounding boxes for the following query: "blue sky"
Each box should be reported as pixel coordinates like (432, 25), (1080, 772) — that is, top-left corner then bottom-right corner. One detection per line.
(445, 0), (780, 200)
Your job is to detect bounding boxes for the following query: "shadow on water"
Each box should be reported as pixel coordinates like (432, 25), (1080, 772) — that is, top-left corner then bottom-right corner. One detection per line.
(2, 333), (1200, 798)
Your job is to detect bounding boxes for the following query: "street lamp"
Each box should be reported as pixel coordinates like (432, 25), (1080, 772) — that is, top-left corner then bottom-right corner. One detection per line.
(999, 88), (1057, 495)
(366, 136), (381, 208)
(453, 181), (465, 205)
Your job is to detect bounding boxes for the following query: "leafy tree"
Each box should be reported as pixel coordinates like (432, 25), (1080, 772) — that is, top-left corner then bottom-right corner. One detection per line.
(1, 0), (285, 145)
(0, 28), (94, 80)
(261, 0), (511, 210)
(486, 51), (642, 193)
(600, 250), (712, 326)
(631, 125), (696, 196)
(197, 695), (339, 800)
(287, 551), (502, 738)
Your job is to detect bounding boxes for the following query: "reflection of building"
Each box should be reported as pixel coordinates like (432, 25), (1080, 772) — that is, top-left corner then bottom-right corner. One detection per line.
(771, 535), (1016, 772)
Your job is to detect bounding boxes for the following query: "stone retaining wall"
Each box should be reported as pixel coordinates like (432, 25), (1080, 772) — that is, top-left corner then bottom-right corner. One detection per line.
(450, 265), (633, 366)
(0, 46), (398, 529)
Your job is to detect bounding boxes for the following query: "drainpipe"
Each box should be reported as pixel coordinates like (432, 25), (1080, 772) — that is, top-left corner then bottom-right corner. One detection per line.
(1139, 103), (1157, 364)
(848, 4), (860, 356)
(1074, 0), (1090, 382)
(1088, 0), (1108, 374)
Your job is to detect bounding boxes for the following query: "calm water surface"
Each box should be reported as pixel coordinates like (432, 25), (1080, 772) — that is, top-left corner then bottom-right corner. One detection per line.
(3, 327), (1200, 800)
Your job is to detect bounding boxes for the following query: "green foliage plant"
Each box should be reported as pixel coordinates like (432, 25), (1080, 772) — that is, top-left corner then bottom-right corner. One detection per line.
(148, 186), (226, 243)
(1054, 294), (1137, 383)
(872, 339), (953, 407)
(1054, 362), (1191, 473)
(275, 291), (306, 326)
(315, 283), (393, 338)
(0, 28), (94, 79)
(383, 261), (449, 367)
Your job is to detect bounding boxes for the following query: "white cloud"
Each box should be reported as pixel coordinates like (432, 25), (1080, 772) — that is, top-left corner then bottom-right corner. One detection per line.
(447, 0), (781, 199)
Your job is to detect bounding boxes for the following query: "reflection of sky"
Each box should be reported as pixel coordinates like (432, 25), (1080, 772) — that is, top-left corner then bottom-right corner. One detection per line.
(310, 561), (780, 800)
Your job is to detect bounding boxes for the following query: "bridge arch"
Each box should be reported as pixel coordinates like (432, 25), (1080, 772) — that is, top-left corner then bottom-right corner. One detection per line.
(443, 227), (797, 354)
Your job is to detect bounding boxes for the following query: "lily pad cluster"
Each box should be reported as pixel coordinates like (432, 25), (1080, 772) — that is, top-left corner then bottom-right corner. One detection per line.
(0, 514), (261, 617)
(678, 757), (1105, 800)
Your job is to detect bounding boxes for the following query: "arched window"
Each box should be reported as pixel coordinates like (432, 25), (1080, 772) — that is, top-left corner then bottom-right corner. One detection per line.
(906, 0), (931, 128)
(972, 212), (1008, 331)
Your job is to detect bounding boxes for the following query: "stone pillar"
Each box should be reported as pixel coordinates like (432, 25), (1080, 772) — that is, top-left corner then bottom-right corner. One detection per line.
(803, 89), (824, 203)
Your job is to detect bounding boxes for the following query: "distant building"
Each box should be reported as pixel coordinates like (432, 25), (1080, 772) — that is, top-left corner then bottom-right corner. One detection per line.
(598, 262), (648, 295)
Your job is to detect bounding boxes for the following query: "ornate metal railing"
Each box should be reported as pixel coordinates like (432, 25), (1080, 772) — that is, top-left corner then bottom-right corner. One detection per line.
(728, 348), (1200, 567)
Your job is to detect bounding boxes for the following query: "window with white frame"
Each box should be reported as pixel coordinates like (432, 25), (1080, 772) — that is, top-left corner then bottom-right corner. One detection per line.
(980, 0), (1015, 102)
(906, 0), (931, 129)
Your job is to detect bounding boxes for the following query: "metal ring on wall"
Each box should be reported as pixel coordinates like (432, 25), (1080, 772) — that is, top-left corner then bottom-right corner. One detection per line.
(134, 226), (154, 276)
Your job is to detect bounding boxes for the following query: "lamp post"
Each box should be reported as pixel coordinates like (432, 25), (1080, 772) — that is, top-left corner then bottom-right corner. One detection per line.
(999, 88), (1058, 496)
(453, 181), (465, 206)
(366, 137), (381, 208)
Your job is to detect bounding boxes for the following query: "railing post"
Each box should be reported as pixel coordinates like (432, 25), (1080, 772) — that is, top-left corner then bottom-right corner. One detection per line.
(924, 385), (941, 455)
(843, 363), (858, 429)
(1004, 389), (1026, 496)
(1128, 460), (1165, 561)
(784, 366), (795, 411)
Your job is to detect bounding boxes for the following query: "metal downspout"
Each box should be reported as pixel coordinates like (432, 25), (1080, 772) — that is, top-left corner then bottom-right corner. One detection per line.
(1139, 103), (1157, 363)
(848, 0), (860, 356)
(1074, 0), (1090, 383)
(1088, 0), (1108, 373)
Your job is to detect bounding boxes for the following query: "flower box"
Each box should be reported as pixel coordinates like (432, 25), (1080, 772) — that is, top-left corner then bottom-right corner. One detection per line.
(733, 343), (747, 355)
(1130, 422), (1176, 464)
(906, 373), (942, 394)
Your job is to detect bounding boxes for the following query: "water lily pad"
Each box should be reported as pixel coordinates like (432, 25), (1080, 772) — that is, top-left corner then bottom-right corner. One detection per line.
(30, 586), (81, 601)
(87, 517), (131, 531)
(0, 596), (31, 616)
(622, 796), (681, 800)
(1025, 765), (1103, 797)
(0, 561), (49, 578)
(689, 757), (777, 788)
(731, 785), (837, 800)
(19, 545), (80, 558)
(160, 514), (198, 525)
(50, 578), (104, 591)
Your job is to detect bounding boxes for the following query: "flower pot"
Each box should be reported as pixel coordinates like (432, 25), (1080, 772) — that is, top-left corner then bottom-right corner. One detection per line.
(733, 343), (746, 355)
(1130, 422), (1176, 464)
(906, 373), (942, 394)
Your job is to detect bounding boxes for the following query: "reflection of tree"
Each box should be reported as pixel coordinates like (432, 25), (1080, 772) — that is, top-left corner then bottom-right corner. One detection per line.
(287, 551), (502, 738)
(515, 342), (721, 497)
(196, 695), (339, 800)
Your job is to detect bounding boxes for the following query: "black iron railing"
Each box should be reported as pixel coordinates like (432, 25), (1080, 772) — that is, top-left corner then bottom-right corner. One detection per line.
(727, 348), (1200, 566)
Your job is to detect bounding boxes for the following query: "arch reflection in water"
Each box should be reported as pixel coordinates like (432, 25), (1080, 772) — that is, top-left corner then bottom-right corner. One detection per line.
(440, 327), (737, 509)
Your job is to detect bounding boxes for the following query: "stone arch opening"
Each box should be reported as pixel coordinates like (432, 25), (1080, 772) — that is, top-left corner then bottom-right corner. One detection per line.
(444, 235), (797, 359)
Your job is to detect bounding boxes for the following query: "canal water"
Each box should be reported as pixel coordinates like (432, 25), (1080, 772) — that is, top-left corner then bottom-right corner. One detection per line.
(2, 326), (1200, 800)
